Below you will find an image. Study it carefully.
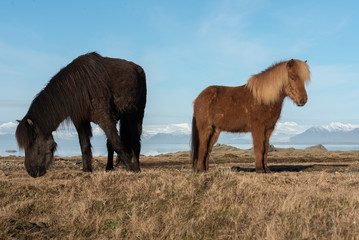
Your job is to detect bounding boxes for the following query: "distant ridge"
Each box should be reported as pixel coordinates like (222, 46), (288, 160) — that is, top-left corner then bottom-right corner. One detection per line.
(305, 144), (327, 151)
(290, 127), (359, 144)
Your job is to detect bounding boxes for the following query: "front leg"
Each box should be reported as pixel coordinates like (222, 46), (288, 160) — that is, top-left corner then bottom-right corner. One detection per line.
(251, 126), (267, 173)
(106, 139), (115, 171)
(75, 121), (93, 172)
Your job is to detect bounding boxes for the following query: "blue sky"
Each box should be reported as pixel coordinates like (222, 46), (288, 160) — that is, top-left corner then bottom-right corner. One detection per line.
(1, 0), (359, 131)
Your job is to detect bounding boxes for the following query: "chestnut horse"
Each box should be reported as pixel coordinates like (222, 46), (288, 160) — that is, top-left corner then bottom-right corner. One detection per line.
(191, 59), (310, 173)
(16, 52), (146, 177)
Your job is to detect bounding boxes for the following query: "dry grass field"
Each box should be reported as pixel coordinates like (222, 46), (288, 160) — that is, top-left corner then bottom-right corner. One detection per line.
(1, 144), (359, 239)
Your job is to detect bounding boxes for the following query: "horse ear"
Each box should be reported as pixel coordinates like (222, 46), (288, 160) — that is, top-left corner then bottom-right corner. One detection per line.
(17, 120), (21, 123)
(305, 60), (307, 63)
(27, 119), (34, 127)
(287, 59), (295, 68)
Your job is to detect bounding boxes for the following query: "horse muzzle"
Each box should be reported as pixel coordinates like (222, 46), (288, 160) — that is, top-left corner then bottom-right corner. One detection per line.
(296, 97), (307, 107)
(26, 167), (47, 178)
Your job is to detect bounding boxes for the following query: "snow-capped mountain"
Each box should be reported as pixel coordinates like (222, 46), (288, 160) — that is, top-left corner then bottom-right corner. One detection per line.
(290, 122), (359, 144)
(142, 123), (191, 137)
(318, 122), (359, 132)
(142, 123), (191, 143)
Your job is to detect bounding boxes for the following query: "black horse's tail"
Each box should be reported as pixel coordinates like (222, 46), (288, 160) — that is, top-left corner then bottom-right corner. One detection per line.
(191, 116), (199, 169)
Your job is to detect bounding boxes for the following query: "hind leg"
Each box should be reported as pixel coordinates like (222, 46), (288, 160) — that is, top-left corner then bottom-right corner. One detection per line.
(117, 117), (142, 172)
(204, 129), (220, 170)
(99, 119), (133, 170)
(106, 121), (121, 171)
(196, 125), (216, 172)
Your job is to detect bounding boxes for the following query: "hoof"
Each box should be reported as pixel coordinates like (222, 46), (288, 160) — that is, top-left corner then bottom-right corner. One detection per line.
(114, 156), (121, 167)
(255, 168), (271, 174)
(82, 168), (92, 173)
(194, 168), (207, 173)
(124, 166), (141, 173)
(255, 167), (265, 173)
(105, 167), (114, 172)
(119, 161), (141, 172)
(132, 168), (141, 173)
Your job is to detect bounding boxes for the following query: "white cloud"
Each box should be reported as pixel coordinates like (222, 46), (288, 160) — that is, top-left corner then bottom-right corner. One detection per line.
(0, 122), (17, 128)
(0, 121), (17, 135)
(53, 128), (77, 139)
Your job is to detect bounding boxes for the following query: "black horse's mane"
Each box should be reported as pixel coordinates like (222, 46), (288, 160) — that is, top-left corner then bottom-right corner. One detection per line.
(16, 52), (109, 150)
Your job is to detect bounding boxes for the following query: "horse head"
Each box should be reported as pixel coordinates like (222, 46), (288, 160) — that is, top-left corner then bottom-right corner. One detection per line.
(17, 119), (57, 178)
(284, 59), (310, 107)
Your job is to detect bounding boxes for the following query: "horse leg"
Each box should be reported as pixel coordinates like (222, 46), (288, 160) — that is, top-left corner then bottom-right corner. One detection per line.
(106, 139), (115, 171)
(118, 117), (142, 172)
(204, 129), (220, 170)
(74, 121), (93, 172)
(130, 120), (143, 167)
(99, 119), (131, 164)
(263, 128), (274, 173)
(251, 126), (267, 173)
(196, 125), (214, 172)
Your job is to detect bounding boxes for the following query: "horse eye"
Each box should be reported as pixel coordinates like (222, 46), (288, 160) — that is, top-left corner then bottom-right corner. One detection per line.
(291, 77), (295, 81)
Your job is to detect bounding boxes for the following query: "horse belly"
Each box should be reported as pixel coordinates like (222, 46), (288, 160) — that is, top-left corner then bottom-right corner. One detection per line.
(89, 96), (114, 123)
(213, 109), (250, 133)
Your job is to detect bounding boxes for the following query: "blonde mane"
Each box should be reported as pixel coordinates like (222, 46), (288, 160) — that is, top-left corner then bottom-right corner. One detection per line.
(246, 59), (310, 105)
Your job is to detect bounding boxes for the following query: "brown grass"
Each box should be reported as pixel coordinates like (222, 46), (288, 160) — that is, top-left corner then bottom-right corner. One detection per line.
(1, 145), (359, 239)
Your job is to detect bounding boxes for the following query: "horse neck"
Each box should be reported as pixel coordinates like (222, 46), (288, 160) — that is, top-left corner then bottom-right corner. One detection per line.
(266, 91), (286, 111)
(26, 97), (68, 135)
(276, 91), (286, 106)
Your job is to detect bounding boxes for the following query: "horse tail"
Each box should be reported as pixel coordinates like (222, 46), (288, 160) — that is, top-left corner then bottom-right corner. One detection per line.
(135, 65), (147, 113)
(191, 116), (199, 169)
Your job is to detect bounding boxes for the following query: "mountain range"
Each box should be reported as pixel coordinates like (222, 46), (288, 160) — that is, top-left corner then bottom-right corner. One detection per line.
(290, 127), (359, 144)
(143, 122), (359, 145)
(1, 122), (359, 156)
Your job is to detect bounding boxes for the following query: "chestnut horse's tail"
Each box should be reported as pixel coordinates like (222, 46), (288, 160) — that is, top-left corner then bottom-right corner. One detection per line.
(191, 116), (199, 169)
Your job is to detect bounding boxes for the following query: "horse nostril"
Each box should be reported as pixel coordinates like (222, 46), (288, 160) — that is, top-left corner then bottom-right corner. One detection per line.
(300, 98), (305, 105)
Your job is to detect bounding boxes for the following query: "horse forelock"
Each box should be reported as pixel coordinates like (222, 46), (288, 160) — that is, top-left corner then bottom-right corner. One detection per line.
(294, 60), (311, 84)
(246, 60), (310, 105)
(15, 118), (35, 151)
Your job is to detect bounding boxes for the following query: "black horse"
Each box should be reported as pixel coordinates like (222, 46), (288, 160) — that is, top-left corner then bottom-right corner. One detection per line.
(16, 52), (146, 177)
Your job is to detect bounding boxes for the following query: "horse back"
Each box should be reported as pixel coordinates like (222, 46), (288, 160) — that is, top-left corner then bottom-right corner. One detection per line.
(194, 85), (252, 132)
